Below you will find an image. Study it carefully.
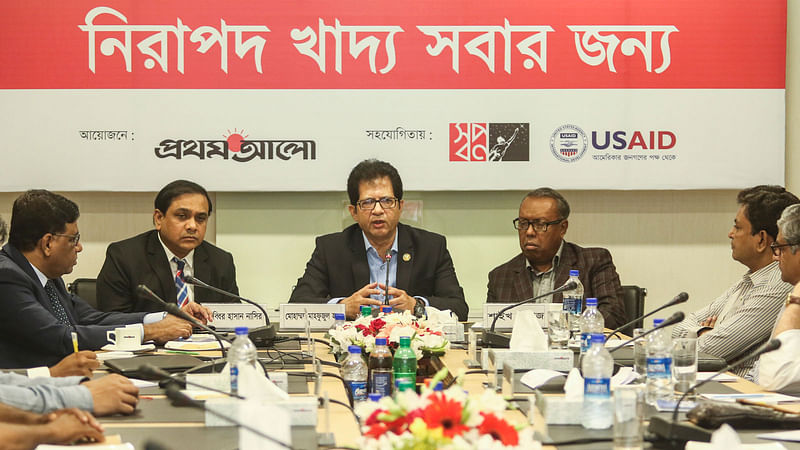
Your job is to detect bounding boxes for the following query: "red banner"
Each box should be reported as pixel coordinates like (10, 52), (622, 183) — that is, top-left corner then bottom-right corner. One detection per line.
(0, 0), (785, 89)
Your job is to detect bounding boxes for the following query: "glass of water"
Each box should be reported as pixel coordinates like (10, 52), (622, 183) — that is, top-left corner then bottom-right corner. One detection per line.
(632, 328), (646, 379)
(548, 310), (570, 349)
(672, 337), (697, 399)
(613, 384), (645, 450)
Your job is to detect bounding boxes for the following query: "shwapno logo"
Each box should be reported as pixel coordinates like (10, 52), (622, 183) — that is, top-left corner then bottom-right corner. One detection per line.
(550, 125), (587, 163)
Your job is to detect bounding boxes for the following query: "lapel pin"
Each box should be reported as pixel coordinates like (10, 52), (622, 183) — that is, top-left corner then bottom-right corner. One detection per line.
(403, 253), (411, 262)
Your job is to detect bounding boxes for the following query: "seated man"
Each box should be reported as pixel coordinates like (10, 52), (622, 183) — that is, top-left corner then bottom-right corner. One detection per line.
(755, 204), (800, 392)
(289, 159), (468, 320)
(97, 180), (239, 313)
(0, 190), (202, 368)
(672, 186), (799, 376)
(487, 188), (627, 329)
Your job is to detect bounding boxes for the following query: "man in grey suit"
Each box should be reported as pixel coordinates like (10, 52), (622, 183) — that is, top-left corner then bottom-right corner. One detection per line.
(289, 159), (468, 320)
(486, 188), (627, 329)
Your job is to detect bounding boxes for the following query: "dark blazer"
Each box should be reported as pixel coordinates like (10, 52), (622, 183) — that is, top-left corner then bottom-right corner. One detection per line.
(486, 241), (627, 329)
(0, 243), (147, 368)
(96, 230), (239, 313)
(289, 223), (468, 321)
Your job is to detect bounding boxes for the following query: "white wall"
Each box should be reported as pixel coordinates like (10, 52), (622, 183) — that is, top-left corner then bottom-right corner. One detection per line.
(0, 3), (797, 321)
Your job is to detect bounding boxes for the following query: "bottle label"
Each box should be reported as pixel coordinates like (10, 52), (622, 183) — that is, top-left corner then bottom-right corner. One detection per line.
(563, 296), (582, 315)
(580, 332), (591, 353)
(584, 377), (610, 397)
(646, 357), (672, 378)
(348, 381), (367, 402)
(370, 372), (392, 397)
(230, 365), (239, 393)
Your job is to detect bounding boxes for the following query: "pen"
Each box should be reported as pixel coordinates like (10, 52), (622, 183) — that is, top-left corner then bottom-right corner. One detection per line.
(71, 332), (79, 353)
(164, 350), (200, 356)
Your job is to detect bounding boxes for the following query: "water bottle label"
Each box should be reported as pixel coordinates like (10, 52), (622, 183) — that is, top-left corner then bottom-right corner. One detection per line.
(563, 296), (582, 315)
(370, 372), (392, 397)
(580, 332), (591, 353)
(230, 366), (239, 392)
(348, 381), (367, 401)
(584, 377), (610, 397)
(646, 357), (672, 378)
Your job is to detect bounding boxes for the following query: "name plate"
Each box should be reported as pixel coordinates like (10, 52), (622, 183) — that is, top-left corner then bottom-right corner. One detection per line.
(205, 303), (266, 330)
(483, 303), (562, 331)
(279, 303), (345, 330)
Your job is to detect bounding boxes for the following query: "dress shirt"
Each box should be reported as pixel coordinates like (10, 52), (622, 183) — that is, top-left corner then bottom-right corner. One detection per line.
(158, 233), (195, 303)
(757, 326), (800, 394)
(672, 261), (791, 376)
(0, 372), (92, 413)
(527, 241), (564, 303)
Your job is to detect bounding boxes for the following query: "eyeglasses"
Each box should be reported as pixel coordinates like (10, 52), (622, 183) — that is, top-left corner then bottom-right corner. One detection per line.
(771, 242), (797, 256)
(356, 197), (398, 211)
(54, 232), (81, 246)
(513, 217), (564, 233)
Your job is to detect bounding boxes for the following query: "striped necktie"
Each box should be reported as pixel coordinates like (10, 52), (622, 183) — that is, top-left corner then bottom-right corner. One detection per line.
(173, 257), (189, 308)
(45, 280), (72, 326)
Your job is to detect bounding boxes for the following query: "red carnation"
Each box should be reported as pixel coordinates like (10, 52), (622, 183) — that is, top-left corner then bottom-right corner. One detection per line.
(421, 393), (469, 438)
(478, 412), (519, 446)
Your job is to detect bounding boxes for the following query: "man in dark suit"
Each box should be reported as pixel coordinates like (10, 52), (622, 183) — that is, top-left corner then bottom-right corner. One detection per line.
(289, 159), (468, 320)
(0, 190), (197, 369)
(97, 180), (239, 313)
(487, 188), (626, 329)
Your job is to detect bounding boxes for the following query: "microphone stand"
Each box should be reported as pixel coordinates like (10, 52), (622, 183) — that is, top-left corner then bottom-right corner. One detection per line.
(138, 364), (245, 399)
(383, 253), (392, 306)
(183, 275), (277, 346)
(606, 292), (689, 339)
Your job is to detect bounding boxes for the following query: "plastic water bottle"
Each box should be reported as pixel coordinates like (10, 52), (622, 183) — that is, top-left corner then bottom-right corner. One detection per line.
(562, 270), (584, 332)
(341, 345), (368, 404)
(393, 336), (417, 392)
(579, 298), (604, 354)
(229, 326), (258, 396)
(581, 333), (613, 429)
(330, 313), (345, 333)
(646, 318), (673, 405)
(369, 338), (393, 397)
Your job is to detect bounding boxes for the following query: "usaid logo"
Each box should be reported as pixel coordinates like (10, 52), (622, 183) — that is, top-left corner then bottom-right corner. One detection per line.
(549, 125), (587, 163)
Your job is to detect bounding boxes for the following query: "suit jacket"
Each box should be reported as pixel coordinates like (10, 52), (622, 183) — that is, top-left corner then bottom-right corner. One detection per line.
(0, 244), (147, 368)
(289, 223), (469, 321)
(96, 230), (239, 313)
(486, 242), (627, 329)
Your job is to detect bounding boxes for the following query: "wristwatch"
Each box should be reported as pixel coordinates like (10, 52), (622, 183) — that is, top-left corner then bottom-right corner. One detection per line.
(413, 298), (426, 318)
(785, 294), (800, 307)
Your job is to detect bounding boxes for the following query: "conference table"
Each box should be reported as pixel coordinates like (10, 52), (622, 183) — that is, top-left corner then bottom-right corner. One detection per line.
(91, 332), (800, 449)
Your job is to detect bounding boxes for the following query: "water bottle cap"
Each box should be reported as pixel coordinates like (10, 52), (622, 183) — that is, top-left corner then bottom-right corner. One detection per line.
(348, 345), (362, 354)
(368, 393), (382, 402)
(432, 381), (444, 391)
(234, 327), (249, 335)
(569, 270), (580, 277)
(381, 306), (392, 313)
(590, 333), (605, 344)
(399, 336), (411, 347)
(653, 318), (664, 326)
(585, 297), (598, 306)
(334, 313), (345, 320)
(375, 338), (387, 346)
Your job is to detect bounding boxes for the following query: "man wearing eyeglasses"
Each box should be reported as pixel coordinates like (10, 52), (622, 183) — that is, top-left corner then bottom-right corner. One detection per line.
(672, 186), (798, 376)
(486, 188), (627, 329)
(0, 190), (200, 369)
(289, 159), (468, 320)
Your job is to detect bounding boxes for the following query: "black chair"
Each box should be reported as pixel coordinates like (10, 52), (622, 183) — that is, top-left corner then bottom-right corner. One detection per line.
(68, 278), (98, 309)
(620, 285), (647, 336)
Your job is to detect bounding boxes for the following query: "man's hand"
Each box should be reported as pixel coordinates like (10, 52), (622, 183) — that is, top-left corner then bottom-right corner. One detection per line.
(143, 314), (192, 344)
(182, 301), (212, 324)
(42, 412), (104, 444)
(82, 374), (139, 416)
(341, 283), (384, 319)
(383, 285), (416, 313)
(49, 351), (100, 378)
(46, 408), (103, 434)
(700, 316), (717, 328)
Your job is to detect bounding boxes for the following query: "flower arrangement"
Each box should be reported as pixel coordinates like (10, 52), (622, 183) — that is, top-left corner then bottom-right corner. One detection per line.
(328, 311), (450, 359)
(354, 370), (540, 450)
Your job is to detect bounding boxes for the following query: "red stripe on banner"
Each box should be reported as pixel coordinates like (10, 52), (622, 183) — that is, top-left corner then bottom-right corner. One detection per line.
(0, 0), (785, 89)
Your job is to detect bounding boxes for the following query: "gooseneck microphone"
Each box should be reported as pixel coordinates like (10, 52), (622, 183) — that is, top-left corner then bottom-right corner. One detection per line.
(182, 275), (276, 345)
(136, 284), (232, 360)
(607, 292), (689, 339)
(607, 311), (685, 353)
(483, 280), (578, 348)
(648, 339), (782, 446)
(138, 364), (245, 399)
(383, 253), (392, 306)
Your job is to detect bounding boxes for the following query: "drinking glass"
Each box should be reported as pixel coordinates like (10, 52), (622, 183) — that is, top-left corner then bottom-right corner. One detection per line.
(548, 310), (570, 349)
(613, 385), (645, 450)
(632, 328), (647, 378)
(672, 337), (697, 399)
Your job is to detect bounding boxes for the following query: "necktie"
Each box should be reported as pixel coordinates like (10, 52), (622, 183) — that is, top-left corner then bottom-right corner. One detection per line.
(173, 257), (189, 308)
(45, 280), (72, 326)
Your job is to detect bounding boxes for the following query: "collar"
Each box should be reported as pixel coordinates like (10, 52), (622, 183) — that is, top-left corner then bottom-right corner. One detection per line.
(157, 232), (195, 268)
(526, 240), (564, 276)
(362, 229), (399, 258)
(745, 260), (781, 285)
(29, 261), (49, 288)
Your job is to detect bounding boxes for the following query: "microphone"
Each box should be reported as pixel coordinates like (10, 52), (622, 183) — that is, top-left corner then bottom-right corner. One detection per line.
(138, 364), (245, 399)
(607, 292), (689, 339)
(483, 280), (578, 348)
(607, 311), (685, 353)
(182, 275), (277, 346)
(648, 339), (782, 446)
(163, 384), (294, 449)
(136, 284), (232, 361)
(383, 253), (392, 306)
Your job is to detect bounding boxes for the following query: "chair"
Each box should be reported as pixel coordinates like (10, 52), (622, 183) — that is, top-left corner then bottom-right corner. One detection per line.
(68, 278), (98, 309)
(620, 285), (647, 336)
